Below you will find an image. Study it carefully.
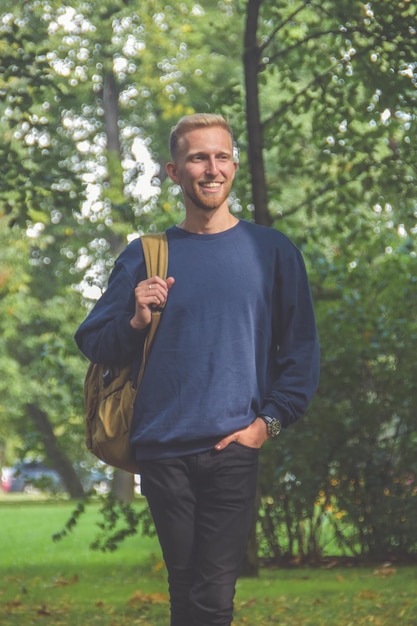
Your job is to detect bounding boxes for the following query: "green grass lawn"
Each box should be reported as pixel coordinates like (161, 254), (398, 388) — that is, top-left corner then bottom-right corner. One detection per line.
(1, 497), (417, 625)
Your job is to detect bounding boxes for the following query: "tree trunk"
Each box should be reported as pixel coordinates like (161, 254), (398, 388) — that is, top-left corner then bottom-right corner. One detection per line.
(111, 468), (135, 503)
(103, 70), (121, 154)
(25, 403), (85, 498)
(241, 0), (274, 577)
(102, 69), (129, 227)
(102, 68), (135, 502)
(243, 0), (272, 227)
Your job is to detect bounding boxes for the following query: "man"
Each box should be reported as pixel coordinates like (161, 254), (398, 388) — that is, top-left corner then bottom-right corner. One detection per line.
(75, 113), (320, 626)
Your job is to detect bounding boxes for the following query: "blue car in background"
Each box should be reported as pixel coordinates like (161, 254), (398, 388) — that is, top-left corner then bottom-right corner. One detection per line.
(1, 460), (113, 495)
(1, 461), (62, 494)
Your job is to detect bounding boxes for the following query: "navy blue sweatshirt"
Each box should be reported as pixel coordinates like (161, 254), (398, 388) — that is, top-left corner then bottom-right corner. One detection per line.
(75, 220), (320, 461)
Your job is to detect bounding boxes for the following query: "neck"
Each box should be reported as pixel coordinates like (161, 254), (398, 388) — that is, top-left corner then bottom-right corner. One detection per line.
(178, 207), (238, 235)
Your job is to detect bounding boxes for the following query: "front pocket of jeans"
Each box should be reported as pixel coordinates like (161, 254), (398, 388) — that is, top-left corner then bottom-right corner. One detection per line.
(230, 441), (260, 454)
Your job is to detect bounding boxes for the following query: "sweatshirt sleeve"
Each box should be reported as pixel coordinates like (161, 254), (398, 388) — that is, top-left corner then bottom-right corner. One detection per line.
(74, 240), (148, 367)
(260, 247), (320, 428)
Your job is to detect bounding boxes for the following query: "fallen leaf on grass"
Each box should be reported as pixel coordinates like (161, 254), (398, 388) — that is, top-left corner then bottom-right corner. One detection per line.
(5, 599), (23, 610)
(37, 604), (51, 616)
(53, 574), (79, 586)
(373, 567), (397, 577)
(152, 559), (165, 574)
(128, 590), (169, 605)
(358, 590), (378, 600)
(3, 575), (25, 584)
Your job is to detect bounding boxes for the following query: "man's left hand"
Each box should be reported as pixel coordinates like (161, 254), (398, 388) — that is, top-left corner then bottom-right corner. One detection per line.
(214, 417), (269, 451)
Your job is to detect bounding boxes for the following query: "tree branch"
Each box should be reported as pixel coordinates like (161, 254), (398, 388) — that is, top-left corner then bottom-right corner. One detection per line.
(265, 26), (366, 66)
(261, 42), (376, 130)
(259, 0), (312, 54)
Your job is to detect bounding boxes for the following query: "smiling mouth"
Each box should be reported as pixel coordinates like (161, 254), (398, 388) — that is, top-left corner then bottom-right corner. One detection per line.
(200, 182), (222, 190)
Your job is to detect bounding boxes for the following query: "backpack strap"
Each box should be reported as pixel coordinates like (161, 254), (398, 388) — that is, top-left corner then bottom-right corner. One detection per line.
(141, 232), (168, 279)
(134, 232), (168, 389)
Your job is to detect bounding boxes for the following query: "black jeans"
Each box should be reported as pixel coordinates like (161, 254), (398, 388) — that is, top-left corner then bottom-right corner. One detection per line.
(140, 443), (259, 626)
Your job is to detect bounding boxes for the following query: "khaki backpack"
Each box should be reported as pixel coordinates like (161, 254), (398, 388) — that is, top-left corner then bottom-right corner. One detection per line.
(84, 233), (168, 473)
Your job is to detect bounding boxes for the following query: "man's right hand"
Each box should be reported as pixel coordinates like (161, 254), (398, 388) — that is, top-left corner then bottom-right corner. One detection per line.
(130, 276), (175, 330)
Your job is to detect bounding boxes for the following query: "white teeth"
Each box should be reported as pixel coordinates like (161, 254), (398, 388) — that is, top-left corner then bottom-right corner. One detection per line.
(202, 182), (221, 188)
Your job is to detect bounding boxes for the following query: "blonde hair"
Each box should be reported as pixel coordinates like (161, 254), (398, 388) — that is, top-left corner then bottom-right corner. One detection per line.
(169, 113), (234, 160)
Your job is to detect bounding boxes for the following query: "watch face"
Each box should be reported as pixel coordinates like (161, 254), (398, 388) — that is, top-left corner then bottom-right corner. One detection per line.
(267, 419), (281, 438)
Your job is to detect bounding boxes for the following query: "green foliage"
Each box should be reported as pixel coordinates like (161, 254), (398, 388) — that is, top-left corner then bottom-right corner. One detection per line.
(0, 220), (87, 471)
(257, 237), (417, 561)
(248, 0), (417, 242)
(247, 0), (417, 562)
(1, 0), (416, 559)
(1, 501), (417, 626)
(316, 247), (417, 558)
(52, 492), (155, 551)
(0, 0), (245, 473)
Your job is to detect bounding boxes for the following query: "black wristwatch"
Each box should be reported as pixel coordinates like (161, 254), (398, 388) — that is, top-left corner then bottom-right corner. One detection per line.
(259, 415), (282, 438)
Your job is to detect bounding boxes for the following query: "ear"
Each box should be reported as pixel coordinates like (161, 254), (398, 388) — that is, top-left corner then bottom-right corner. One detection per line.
(166, 162), (179, 183)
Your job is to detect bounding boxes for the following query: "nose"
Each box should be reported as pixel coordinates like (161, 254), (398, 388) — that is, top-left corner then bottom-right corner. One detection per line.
(205, 156), (219, 176)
